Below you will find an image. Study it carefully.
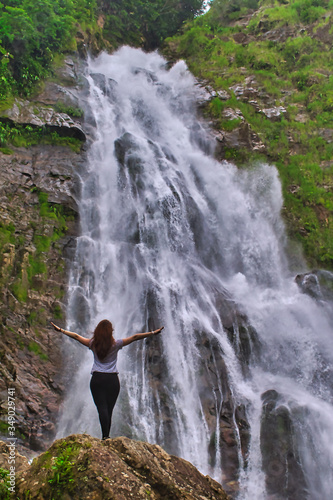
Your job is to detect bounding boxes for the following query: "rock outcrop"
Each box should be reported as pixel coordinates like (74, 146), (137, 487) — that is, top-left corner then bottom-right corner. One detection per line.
(295, 269), (333, 301)
(2, 99), (86, 141)
(260, 390), (308, 500)
(12, 434), (230, 499)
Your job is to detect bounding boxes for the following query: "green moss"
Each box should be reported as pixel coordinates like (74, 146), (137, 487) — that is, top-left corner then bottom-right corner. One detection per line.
(0, 222), (15, 256)
(27, 309), (46, 326)
(11, 280), (28, 303)
(0, 147), (13, 154)
(33, 450), (53, 475)
(47, 442), (82, 498)
(0, 421), (9, 434)
(28, 341), (48, 361)
(0, 96), (15, 113)
(53, 303), (63, 319)
(15, 333), (25, 350)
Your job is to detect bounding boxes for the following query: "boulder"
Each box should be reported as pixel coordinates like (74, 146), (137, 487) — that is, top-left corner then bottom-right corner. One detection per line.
(214, 122), (265, 157)
(318, 128), (333, 144)
(261, 106), (287, 121)
(194, 81), (219, 107)
(15, 434), (231, 500)
(295, 270), (333, 301)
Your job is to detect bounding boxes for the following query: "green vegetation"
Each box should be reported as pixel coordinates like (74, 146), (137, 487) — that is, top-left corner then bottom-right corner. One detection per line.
(0, 467), (10, 500)
(164, 0), (333, 268)
(0, 0), (98, 98)
(0, 421), (9, 433)
(55, 102), (84, 118)
(100, 0), (205, 50)
(0, 0), (204, 100)
(52, 303), (63, 319)
(0, 0), (331, 269)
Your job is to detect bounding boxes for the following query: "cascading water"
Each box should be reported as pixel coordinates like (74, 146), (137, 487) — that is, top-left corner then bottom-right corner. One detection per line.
(56, 47), (333, 499)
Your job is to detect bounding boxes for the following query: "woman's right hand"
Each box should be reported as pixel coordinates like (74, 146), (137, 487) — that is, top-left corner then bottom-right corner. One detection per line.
(152, 327), (164, 335)
(51, 322), (62, 332)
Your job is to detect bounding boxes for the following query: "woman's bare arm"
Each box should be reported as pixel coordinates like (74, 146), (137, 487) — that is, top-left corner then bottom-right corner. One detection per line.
(51, 322), (91, 347)
(122, 327), (164, 347)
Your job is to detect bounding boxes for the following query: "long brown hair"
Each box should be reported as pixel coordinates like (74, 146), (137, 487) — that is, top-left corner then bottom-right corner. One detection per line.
(91, 319), (115, 360)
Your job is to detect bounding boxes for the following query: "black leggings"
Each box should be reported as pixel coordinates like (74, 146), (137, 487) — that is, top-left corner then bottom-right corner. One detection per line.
(90, 372), (120, 439)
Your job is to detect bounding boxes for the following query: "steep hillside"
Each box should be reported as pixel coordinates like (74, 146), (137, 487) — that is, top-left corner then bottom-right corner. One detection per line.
(163, 0), (333, 269)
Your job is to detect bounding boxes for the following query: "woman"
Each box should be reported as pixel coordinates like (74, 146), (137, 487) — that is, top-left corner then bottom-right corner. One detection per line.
(51, 320), (164, 440)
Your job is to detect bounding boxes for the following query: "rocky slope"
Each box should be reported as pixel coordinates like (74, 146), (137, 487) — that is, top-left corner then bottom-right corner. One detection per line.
(1, 434), (230, 499)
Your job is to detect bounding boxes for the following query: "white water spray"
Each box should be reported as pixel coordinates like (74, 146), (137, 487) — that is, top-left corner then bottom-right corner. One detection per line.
(56, 47), (333, 499)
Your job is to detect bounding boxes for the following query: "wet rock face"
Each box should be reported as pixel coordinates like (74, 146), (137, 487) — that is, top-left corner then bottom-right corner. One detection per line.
(200, 331), (253, 497)
(0, 144), (83, 454)
(260, 390), (308, 500)
(0, 55), (87, 455)
(16, 434), (231, 500)
(295, 270), (333, 301)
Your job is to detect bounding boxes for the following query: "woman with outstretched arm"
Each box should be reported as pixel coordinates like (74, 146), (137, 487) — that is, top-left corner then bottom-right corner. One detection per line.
(51, 320), (164, 440)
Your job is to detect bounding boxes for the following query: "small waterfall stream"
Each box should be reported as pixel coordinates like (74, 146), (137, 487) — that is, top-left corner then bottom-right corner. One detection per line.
(56, 47), (333, 499)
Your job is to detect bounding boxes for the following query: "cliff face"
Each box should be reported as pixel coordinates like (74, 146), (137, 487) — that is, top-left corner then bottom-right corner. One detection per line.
(0, 57), (86, 453)
(1, 434), (230, 499)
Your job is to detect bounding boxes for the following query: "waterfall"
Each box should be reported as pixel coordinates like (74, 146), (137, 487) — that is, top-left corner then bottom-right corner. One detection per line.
(56, 47), (333, 499)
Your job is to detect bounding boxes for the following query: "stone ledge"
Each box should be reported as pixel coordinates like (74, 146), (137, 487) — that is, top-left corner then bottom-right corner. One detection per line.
(1, 99), (86, 141)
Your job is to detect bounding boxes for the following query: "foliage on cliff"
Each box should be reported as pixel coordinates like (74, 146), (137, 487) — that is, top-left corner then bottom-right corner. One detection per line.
(164, 0), (333, 269)
(99, 0), (205, 50)
(0, 0), (97, 97)
(0, 0), (204, 99)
